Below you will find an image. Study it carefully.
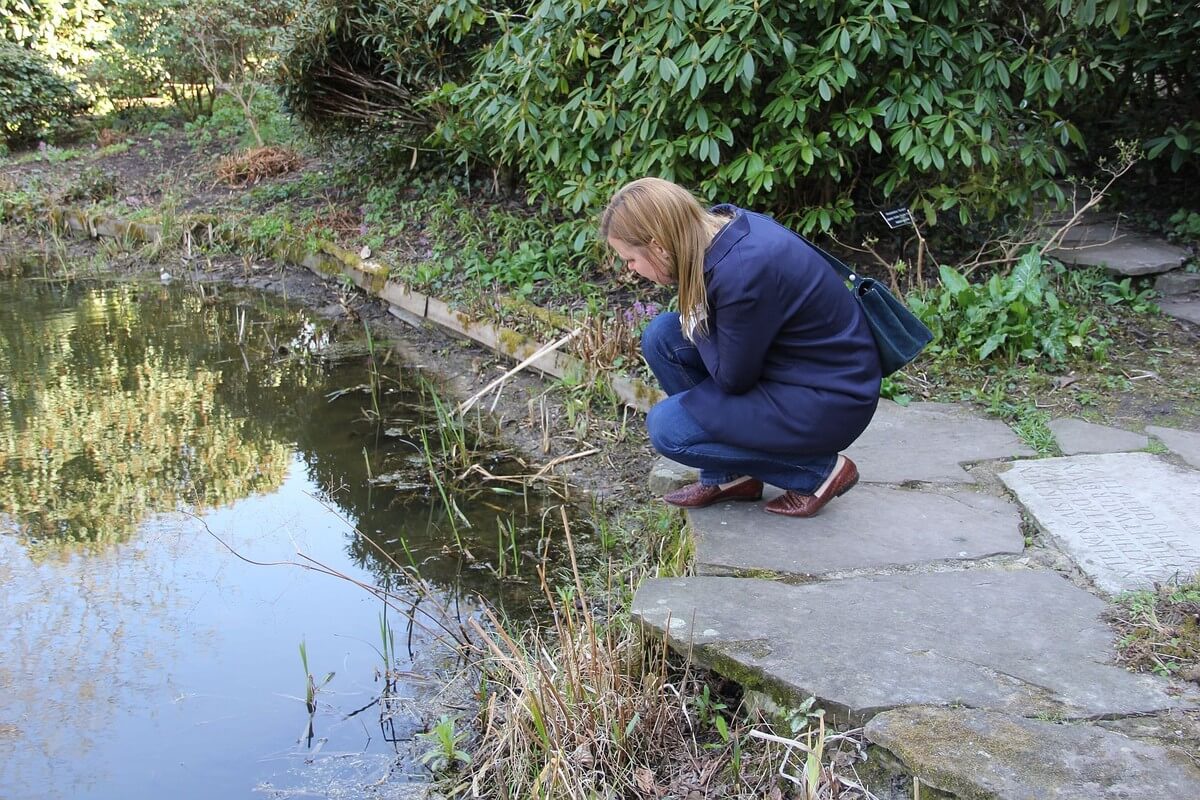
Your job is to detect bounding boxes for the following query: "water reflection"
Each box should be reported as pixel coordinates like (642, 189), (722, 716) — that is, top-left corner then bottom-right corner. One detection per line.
(0, 279), (570, 799)
(0, 283), (323, 546)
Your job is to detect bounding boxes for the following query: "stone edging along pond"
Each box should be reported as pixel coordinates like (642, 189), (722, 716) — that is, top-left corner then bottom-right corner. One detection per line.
(47, 205), (665, 414)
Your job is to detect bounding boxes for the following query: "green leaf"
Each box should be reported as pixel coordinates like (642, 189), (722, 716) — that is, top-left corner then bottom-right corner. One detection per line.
(659, 56), (679, 83)
(1044, 62), (1062, 92)
(938, 265), (970, 296)
(617, 56), (639, 85)
(979, 332), (1006, 360)
(740, 51), (755, 83)
(689, 64), (707, 98)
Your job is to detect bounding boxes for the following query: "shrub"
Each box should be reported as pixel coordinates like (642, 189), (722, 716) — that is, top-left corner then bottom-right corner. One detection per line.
(277, 0), (513, 139)
(439, 0), (1159, 234)
(0, 40), (89, 145)
(85, 38), (166, 110)
(1066, 0), (1200, 189)
(186, 87), (297, 148)
(104, 0), (215, 118)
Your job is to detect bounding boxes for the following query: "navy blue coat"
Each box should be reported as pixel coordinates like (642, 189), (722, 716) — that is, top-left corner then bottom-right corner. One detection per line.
(679, 205), (882, 454)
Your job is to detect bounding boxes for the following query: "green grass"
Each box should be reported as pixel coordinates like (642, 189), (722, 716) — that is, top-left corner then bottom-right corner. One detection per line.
(1110, 576), (1200, 682)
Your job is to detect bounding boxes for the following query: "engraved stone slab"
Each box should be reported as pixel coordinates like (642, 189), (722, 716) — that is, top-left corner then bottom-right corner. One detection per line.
(632, 570), (1190, 723)
(848, 401), (1035, 484)
(1000, 453), (1200, 593)
(688, 484), (1023, 577)
(1147, 425), (1200, 470)
(1048, 418), (1148, 455)
(866, 707), (1200, 800)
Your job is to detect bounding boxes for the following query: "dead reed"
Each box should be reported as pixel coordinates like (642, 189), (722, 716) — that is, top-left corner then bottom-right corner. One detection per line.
(456, 508), (877, 799)
(214, 145), (302, 187)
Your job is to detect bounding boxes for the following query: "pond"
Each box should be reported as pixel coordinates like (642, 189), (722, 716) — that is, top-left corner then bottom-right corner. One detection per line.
(0, 278), (576, 799)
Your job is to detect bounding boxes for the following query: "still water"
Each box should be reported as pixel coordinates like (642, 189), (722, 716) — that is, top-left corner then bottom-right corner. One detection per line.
(0, 279), (569, 799)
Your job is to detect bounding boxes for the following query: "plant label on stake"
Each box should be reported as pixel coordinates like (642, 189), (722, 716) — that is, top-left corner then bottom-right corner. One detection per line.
(880, 207), (915, 229)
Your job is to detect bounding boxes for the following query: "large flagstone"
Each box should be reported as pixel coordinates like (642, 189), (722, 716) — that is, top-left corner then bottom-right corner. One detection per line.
(849, 402), (1034, 484)
(866, 706), (1200, 800)
(632, 570), (1190, 723)
(687, 484), (1023, 577)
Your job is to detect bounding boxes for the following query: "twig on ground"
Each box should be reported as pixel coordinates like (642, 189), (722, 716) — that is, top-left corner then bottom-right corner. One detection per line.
(457, 327), (582, 415)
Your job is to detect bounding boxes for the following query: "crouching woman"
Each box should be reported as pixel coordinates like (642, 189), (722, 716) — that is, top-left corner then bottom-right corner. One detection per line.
(601, 177), (881, 517)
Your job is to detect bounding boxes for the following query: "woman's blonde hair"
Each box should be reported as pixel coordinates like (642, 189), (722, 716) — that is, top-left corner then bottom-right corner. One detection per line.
(599, 177), (726, 340)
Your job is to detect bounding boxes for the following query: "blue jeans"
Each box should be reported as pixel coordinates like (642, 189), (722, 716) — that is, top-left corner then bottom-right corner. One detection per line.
(641, 312), (837, 492)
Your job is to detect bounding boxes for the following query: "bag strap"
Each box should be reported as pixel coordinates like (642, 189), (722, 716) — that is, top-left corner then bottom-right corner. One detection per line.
(798, 234), (860, 284)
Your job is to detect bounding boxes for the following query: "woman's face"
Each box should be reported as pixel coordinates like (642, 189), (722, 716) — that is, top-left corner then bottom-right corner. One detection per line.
(608, 237), (674, 285)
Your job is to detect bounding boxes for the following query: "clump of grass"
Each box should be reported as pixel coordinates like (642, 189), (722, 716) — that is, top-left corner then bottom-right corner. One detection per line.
(1110, 576), (1200, 684)
(457, 509), (873, 799)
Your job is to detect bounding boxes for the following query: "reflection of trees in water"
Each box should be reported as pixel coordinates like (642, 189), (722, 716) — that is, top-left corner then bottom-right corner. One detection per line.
(0, 523), (199, 794)
(0, 282), (331, 550)
(288, 379), (578, 616)
(0, 277), (578, 608)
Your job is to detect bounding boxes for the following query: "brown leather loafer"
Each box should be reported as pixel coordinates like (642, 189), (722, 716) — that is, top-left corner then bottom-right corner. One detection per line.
(765, 456), (859, 518)
(662, 478), (764, 509)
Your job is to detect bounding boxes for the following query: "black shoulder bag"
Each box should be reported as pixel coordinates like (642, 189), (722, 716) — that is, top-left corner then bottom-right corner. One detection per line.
(802, 236), (934, 376)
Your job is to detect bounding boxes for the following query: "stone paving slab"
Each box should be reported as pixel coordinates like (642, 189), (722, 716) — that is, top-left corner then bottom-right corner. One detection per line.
(1147, 425), (1200, 470)
(848, 402), (1034, 484)
(1046, 223), (1189, 276)
(1000, 453), (1200, 593)
(865, 706), (1200, 800)
(1048, 418), (1148, 455)
(648, 456), (698, 495)
(688, 484), (1023, 577)
(1158, 298), (1200, 326)
(1155, 270), (1200, 298)
(632, 570), (1189, 723)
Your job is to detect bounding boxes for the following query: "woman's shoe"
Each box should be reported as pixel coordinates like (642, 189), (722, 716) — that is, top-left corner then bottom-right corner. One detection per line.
(765, 456), (859, 518)
(662, 478), (764, 509)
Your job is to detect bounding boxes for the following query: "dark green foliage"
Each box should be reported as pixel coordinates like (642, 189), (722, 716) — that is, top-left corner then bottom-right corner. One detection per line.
(441, 0), (1127, 231)
(0, 40), (89, 145)
(1065, 0), (1199, 184)
(276, 0), (1196, 234)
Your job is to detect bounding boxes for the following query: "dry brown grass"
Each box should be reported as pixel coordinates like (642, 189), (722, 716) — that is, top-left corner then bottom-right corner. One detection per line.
(301, 206), (361, 242)
(454, 510), (876, 799)
(214, 145), (302, 187)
